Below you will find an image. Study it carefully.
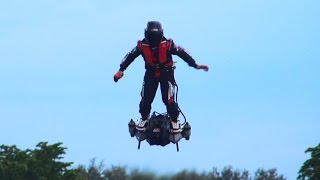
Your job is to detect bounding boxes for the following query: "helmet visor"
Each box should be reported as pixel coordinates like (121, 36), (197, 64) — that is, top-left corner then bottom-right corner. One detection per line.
(145, 30), (163, 48)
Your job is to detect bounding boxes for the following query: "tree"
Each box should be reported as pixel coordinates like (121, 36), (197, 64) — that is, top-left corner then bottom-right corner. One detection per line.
(254, 168), (286, 180)
(171, 169), (207, 180)
(206, 166), (250, 180)
(128, 169), (157, 180)
(104, 165), (127, 180)
(0, 142), (80, 180)
(0, 141), (288, 180)
(298, 143), (320, 180)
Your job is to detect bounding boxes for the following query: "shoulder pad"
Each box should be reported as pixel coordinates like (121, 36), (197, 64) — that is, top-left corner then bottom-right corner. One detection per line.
(137, 40), (143, 51)
(166, 39), (173, 50)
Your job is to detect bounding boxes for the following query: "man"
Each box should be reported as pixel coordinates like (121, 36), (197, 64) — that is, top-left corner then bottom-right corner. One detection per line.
(114, 21), (209, 132)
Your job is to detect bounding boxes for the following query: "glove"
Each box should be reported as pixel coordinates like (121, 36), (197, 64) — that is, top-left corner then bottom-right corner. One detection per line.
(113, 71), (124, 82)
(196, 65), (209, 72)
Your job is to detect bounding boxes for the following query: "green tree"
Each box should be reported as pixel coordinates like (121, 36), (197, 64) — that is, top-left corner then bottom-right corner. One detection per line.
(220, 166), (249, 180)
(298, 143), (320, 180)
(206, 167), (250, 180)
(73, 158), (107, 180)
(0, 142), (288, 180)
(0, 142), (80, 180)
(254, 168), (286, 180)
(104, 165), (127, 180)
(171, 169), (207, 180)
(0, 145), (28, 180)
(129, 169), (156, 180)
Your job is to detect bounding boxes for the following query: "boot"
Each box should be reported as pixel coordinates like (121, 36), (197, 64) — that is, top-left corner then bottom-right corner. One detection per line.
(136, 115), (150, 131)
(171, 119), (182, 133)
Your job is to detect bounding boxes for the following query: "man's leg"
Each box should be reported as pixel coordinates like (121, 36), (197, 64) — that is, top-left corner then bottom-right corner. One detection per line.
(139, 71), (158, 121)
(160, 78), (182, 132)
(160, 79), (179, 120)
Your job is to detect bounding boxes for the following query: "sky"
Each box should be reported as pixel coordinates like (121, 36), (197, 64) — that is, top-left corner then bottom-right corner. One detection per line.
(0, 0), (319, 179)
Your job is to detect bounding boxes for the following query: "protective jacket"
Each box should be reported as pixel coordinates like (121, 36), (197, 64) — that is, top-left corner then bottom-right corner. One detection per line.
(119, 37), (198, 72)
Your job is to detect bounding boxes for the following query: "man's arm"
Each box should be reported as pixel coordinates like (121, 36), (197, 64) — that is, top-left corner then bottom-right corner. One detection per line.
(119, 45), (141, 71)
(170, 40), (209, 71)
(170, 40), (198, 68)
(114, 44), (141, 82)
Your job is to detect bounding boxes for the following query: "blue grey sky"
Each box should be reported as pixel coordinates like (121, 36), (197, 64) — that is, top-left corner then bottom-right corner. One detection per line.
(0, 0), (319, 179)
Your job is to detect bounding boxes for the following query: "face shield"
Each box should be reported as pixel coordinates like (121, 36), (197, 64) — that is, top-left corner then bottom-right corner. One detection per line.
(144, 21), (164, 48)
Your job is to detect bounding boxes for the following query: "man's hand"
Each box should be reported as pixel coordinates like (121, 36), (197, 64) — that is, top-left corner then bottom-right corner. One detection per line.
(196, 65), (209, 72)
(113, 71), (124, 82)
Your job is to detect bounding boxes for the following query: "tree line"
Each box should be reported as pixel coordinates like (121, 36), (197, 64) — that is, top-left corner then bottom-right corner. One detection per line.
(0, 141), (319, 180)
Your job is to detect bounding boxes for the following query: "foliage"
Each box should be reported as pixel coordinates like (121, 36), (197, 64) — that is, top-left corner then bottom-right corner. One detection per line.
(254, 168), (286, 180)
(0, 142), (288, 180)
(76, 160), (286, 180)
(206, 166), (250, 180)
(104, 165), (127, 180)
(0, 142), (80, 180)
(298, 143), (320, 180)
(171, 169), (208, 180)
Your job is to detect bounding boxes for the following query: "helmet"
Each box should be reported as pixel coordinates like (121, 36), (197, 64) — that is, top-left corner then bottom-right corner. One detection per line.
(144, 21), (163, 48)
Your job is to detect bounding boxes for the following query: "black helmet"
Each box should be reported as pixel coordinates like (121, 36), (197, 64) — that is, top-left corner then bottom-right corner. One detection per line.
(144, 21), (163, 48)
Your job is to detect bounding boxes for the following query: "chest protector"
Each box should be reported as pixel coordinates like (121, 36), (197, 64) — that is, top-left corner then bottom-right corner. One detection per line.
(138, 40), (173, 67)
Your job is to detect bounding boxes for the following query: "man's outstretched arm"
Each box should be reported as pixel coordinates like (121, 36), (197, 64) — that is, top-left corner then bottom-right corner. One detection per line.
(114, 45), (141, 82)
(170, 40), (209, 71)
